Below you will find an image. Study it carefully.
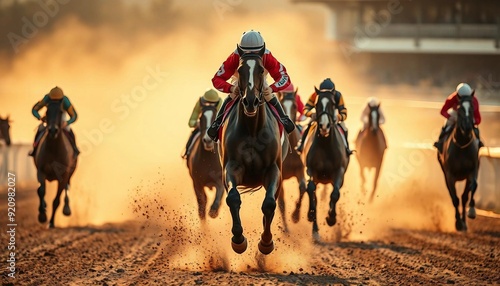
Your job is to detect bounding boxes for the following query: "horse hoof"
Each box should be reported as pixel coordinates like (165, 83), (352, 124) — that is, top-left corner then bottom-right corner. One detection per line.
(38, 212), (47, 223)
(326, 215), (337, 227)
(49, 223), (55, 229)
(455, 221), (467, 232)
(468, 208), (476, 219)
(63, 205), (71, 216)
(258, 239), (274, 255)
(208, 209), (219, 219)
(312, 231), (321, 244)
(291, 210), (300, 223)
(231, 237), (248, 254)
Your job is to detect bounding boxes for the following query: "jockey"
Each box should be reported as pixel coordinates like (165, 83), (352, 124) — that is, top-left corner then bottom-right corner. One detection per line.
(206, 29), (295, 141)
(182, 88), (222, 159)
(29, 86), (79, 157)
(434, 82), (483, 152)
(295, 78), (352, 155)
(279, 82), (306, 123)
(360, 97), (386, 131)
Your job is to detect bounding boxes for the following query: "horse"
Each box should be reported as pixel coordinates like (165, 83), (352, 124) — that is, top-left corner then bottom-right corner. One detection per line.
(301, 88), (349, 241)
(215, 47), (289, 254)
(355, 103), (387, 202)
(33, 100), (77, 228)
(0, 115), (12, 146)
(186, 100), (224, 220)
(437, 94), (480, 231)
(278, 91), (307, 227)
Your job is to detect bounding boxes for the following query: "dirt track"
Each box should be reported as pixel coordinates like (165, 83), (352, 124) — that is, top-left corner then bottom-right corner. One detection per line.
(1, 183), (499, 286)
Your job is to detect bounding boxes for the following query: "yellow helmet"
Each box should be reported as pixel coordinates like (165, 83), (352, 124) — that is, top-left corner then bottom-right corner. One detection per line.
(49, 86), (64, 100)
(203, 89), (220, 103)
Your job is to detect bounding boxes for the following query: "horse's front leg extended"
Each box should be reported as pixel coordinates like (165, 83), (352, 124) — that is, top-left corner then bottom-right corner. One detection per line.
(467, 177), (478, 219)
(259, 164), (281, 255)
(326, 171), (344, 227)
(225, 162), (247, 254)
(37, 171), (47, 223)
(445, 175), (464, 231)
(49, 179), (68, 228)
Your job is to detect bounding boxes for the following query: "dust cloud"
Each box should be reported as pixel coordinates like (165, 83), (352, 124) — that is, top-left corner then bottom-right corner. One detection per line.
(0, 0), (477, 272)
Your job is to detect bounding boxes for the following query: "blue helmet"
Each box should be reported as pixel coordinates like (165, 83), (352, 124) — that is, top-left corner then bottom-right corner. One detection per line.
(319, 78), (335, 91)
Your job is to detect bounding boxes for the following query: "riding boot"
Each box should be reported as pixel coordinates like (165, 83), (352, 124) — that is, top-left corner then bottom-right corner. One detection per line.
(182, 128), (199, 159)
(433, 126), (447, 153)
(295, 123), (311, 154)
(344, 129), (353, 155)
(207, 96), (232, 141)
(28, 126), (44, 157)
(68, 129), (80, 157)
(474, 127), (484, 148)
(268, 97), (295, 133)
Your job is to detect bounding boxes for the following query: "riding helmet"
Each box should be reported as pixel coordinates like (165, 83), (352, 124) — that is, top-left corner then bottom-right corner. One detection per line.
(319, 78), (335, 91)
(203, 89), (220, 103)
(456, 83), (472, 97)
(238, 30), (265, 52)
(49, 86), (64, 100)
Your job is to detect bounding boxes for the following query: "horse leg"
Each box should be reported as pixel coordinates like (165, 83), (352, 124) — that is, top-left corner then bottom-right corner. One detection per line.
(209, 183), (224, 219)
(225, 166), (247, 254)
(291, 175), (307, 223)
(63, 184), (71, 216)
(193, 182), (207, 220)
(258, 164), (280, 255)
(277, 183), (289, 233)
(37, 172), (47, 223)
(467, 177), (478, 219)
(305, 179), (319, 242)
(49, 180), (67, 228)
(445, 176), (464, 231)
(326, 174), (344, 227)
(369, 164), (382, 203)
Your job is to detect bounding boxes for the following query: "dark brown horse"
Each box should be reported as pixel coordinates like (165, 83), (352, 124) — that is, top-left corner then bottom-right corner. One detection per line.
(278, 91), (307, 227)
(355, 103), (387, 202)
(0, 116), (12, 146)
(33, 100), (77, 228)
(216, 48), (289, 254)
(301, 88), (349, 241)
(187, 101), (224, 220)
(437, 94), (480, 231)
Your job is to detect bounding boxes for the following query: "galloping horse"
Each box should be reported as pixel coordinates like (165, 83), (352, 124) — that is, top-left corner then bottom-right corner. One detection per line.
(0, 116), (12, 146)
(301, 88), (349, 241)
(217, 47), (289, 254)
(33, 100), (77, 228)
(437, 94), (480, 231)
(187, 100), (224, 220)
(355, 103), (386, 202)
(278, 91), (307, 227)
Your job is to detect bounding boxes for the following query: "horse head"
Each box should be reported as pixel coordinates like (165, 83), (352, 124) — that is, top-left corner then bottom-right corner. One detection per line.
(45, 100), (64, 140)
(457, 95), (475, 137)
(314, 87), (336, 137)
(279, 91), (298, 123)
(237, 47), (265, 117)
(199, 98), (218, 151)
(0, 115), (12, 146)
(368, 104), (380, 134)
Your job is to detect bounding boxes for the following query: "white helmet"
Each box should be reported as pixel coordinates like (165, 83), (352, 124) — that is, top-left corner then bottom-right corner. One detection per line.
(456, 83), (472, 96)
(238, 30), (265, 52)
(367, 97), (380, 107)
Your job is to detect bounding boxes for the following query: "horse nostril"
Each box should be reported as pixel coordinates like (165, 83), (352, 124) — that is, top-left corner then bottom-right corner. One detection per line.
(243, 97), (249, 106)
(253, 97), (259, 107)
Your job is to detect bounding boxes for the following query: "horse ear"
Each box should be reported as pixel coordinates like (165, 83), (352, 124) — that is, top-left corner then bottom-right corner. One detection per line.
(314, 86), (319, 94)
(471, 89), (475, 97)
